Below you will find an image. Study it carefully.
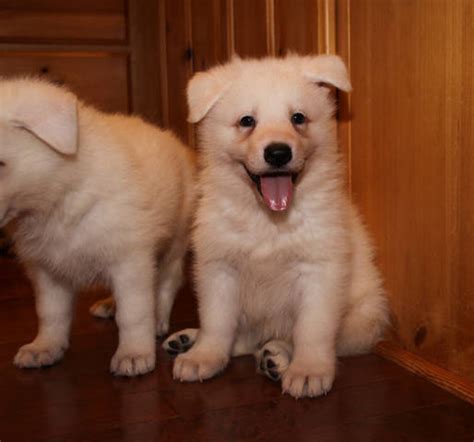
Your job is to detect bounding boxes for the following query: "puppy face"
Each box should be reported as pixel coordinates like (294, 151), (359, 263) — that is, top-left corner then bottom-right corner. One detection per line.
(0, 80), (78, 227)
(189, 55), (351, 212)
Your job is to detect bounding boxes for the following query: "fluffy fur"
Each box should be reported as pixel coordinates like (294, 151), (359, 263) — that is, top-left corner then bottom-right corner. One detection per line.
(164, 55), (389, 398)
(0, 78), (196, 376)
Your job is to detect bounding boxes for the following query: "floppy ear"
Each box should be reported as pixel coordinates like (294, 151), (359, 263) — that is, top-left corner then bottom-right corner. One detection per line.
(302, 55), (352, 92)
(187, 68), (232, 123)
(12, 85), (78, 155)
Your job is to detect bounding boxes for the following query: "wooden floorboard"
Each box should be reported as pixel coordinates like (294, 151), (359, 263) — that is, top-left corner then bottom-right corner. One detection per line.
(0, 258), (473, 441)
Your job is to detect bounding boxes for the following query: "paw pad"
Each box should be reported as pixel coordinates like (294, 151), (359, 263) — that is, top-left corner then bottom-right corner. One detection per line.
(164, 334), (192, 356)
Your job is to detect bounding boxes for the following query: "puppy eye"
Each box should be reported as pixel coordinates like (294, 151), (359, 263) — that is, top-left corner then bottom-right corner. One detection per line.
(0, 161), (5, 167)
(239, 115), (256, 128)
(291, 112), (306, 125)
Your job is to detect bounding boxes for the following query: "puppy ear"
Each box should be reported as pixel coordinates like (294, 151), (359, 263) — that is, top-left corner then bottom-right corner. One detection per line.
(187, 67), (232, 123)
(302, 55), (352, 92)
(12, 84), (78, 155)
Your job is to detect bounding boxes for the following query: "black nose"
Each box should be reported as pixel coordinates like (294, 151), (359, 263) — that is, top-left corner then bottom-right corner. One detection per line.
(264, 143), (293, 167)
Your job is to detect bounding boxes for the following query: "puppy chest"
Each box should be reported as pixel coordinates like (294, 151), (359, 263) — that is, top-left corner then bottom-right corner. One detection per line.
(15, 223), (110, 284)
(238, 264), (300, 322)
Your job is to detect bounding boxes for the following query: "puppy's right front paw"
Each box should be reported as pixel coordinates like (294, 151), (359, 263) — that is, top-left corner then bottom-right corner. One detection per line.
(173, 348), (228, 382)
(14, 342), (66, 368)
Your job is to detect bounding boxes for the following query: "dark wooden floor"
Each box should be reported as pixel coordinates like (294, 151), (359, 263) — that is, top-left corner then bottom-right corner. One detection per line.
(0, 257), (473, 442)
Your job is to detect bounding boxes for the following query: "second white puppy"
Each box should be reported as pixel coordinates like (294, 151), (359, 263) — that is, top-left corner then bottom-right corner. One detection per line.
(0, 78), (196, 376)
(164, 55), (388, 397)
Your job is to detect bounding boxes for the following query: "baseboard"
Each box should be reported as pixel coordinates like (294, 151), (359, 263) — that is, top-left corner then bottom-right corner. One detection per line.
(375, 341), (474, 405)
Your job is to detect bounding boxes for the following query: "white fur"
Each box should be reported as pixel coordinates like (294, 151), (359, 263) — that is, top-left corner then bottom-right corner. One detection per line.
(0, 78), (196, 376)
(171, 55), (389, 397)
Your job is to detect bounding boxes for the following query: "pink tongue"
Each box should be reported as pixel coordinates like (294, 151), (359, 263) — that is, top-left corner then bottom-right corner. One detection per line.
(260, 175), (293, 211)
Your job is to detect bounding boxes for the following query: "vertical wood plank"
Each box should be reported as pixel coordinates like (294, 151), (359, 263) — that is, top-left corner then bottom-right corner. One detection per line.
(163, 0), (193, 143)
(233, 0), (268, 57)
(190, 0), (228, 72)
(127, 0), (162, 124)
(317, 0), (336, 54)
(335, 0), (351, 187)
(274, 0), (318, 55)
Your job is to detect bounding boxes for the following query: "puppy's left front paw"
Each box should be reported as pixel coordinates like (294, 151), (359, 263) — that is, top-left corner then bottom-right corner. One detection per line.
(282, 362), (335, 399)
(110, 350), (155, 376)
(173, 348), (228, 382)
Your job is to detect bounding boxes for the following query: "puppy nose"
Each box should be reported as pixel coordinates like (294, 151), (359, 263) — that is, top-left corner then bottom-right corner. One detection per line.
(264, 143), (293, 167)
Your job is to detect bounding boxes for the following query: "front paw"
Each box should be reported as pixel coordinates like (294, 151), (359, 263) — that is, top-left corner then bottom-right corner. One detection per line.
(282, 360), (335, 398)
(173, 347), (228, 382)
(110, 349), (155, 376)
(14, 341), (67, 368)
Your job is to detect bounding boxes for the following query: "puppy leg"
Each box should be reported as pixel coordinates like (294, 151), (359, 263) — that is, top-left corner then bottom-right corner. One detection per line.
(173, 261), (239, 382)
(89, 257), (185, 332)
(109, 253), (156, 376)
(89, 295), (115, 319)
(281, 269), (343, 398)
(256, 340), (292, 382)
(14, 268), (74, 368)
(155, 258), (184, 337)
(163, 328), (198, 355)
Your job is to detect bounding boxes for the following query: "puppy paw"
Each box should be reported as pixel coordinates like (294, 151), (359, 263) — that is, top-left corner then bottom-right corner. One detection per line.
(282, 361), (335, 399)
(257, 341), (291, 382)
(110, 350), (155, 376)
(89, 297), (115, 319)
(14, 341), (67, 368)
(162, 328), (198, 355)
(173, 347), (228, 382)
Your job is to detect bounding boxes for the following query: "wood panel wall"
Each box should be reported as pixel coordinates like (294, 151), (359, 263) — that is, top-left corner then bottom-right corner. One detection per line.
(337, 0), (474, 401)
(155, 0), (334, 144)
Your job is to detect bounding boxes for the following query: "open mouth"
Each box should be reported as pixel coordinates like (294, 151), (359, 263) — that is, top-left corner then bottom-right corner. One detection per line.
(244, 165), (298, 212)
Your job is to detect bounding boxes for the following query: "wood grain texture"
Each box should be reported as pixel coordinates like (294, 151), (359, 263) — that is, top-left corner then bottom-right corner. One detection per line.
(232, 0), (268, 57)
(0, 0), (126, 43)
(127, 0), (163, 125)
(376, 341), (474, 405)
(457, 0), (474, 384)
(191, 0), (228, 72)
(0, 52), (129, 113)
(0, 0), (125, 12)
(338, 0), (474, 385)
(162, 0), (194, 143)
(335, 0), (351, 173)
(274, 0), (319, 56)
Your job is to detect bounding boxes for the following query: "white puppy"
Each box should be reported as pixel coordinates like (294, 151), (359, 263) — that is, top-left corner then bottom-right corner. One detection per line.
(163, 55), (388, 398)
(0, 78), (196, 376)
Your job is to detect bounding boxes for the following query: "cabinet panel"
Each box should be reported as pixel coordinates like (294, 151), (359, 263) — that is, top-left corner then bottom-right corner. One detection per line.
(0, 52), (129, 113)
(0, 0), (126, 43)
